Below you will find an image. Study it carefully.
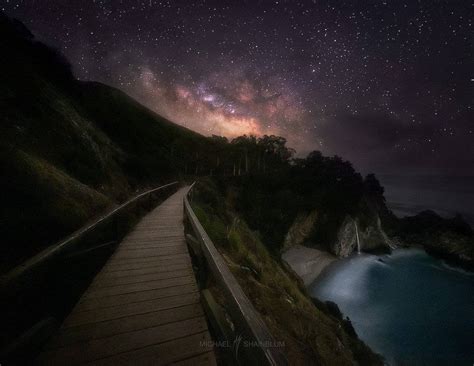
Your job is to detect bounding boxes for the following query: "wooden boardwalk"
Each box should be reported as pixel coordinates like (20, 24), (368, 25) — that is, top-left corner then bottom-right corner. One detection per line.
(38, 187), (216, 366)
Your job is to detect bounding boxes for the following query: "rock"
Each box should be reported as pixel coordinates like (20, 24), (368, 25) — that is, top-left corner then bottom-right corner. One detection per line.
(395, 211), (474, 269)
(282, 209), (318, 251)
(359, 215), (394, 253)
(331, 216), (357, 257)
(332, 215), (393, 257)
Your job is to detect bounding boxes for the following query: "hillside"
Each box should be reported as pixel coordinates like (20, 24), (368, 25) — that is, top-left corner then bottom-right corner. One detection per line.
(0, 13), (210, 272)
(192, 179), (383, 365)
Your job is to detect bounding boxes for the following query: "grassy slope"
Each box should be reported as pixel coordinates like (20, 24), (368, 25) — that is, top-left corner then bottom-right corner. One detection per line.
(0, 148), (111, 269)
(192, 179), (383, 366)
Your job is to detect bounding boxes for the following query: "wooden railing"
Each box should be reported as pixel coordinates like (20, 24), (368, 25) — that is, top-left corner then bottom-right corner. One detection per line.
(184, 183), (288, 366)
(0, 181), (179, 362)
(0, 181), (178, 288)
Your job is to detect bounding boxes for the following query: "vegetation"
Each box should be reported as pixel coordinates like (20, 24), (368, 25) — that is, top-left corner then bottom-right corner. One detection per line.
(0, 11), (387, 271)
(200, 151), (388, 254)
(0, 13), (209, 271)
(192, 178), (383, 365)
(0, 148), (111, 270)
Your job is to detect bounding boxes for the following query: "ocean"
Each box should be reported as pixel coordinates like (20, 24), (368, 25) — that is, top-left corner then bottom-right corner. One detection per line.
(310, 249), (474, 365)
(379, 175), (474, 226)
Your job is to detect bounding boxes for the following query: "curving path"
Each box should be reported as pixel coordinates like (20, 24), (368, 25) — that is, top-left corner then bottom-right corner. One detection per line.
(37, 187), (216, 365)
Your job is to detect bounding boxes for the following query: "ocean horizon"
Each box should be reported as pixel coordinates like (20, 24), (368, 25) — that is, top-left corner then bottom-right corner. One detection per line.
(379, 174), (474, 226)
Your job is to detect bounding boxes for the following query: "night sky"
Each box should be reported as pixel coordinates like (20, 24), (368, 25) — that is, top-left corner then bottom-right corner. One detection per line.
(2, 0), (473, 175)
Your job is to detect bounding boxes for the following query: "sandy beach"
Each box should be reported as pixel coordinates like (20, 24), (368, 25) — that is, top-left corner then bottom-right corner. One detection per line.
(282, 244), (338, 286)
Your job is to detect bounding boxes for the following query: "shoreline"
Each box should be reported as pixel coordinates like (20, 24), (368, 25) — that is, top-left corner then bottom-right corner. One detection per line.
(284, 243), (473, 288)
(308, 247), (474, 365)
(420, 245), (474, 272)
(282, 244), (338, 286)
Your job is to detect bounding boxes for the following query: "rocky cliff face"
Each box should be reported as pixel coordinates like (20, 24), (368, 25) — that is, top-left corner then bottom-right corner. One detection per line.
(282, 210), (318, 251)
(331, 216), (357, 257)
(282, 205), (393, 259)
(392, 210), (474, 269)
(331, 215), (393, 257)
(360, 215), (395, 252)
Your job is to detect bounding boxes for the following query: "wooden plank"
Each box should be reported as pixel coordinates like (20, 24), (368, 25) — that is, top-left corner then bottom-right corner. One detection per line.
(122, 236), (178, 242)
(131, 225), (183, 229)
(64, 292), (200, 328)
(107, 253), (190, 265)
(124, 235), (185, 242)
(96, 263), (190, 279)
(131, 224), (183, 235)
(86, 332), (214, 366)
(113, 248), (188, 258)
(117, 245), (187, 254)
(47, 304), (204, 348)
(122, 240), (184, 245)
(90, 269), (194, 288)
(127, 228), (184, 233)
(107, 253), (190, 264)
(128, 229), (184, 235)
(139, 216), (183, 221)
(38, 187), (215, 366)
(38, 317), (209, 365)
(120, 241), (187, 249)
(117, 244), (185, 251)
(102, 258), (191, 272)
(112, 250), (189, 260)
(173, 352), (218, 366)
(75, 284), (198, 311)
(84, 275), (195, 299)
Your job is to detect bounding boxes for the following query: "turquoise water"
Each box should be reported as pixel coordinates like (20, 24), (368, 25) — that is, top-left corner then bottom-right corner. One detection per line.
(309, 249), (474, 365)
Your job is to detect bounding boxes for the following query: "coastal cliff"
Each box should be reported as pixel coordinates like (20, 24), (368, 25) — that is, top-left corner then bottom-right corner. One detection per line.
(281, 208), (394, 285)
(332, 215), (393, 257)
(387, 210), (474, 270)
(281, 174), (394, 262)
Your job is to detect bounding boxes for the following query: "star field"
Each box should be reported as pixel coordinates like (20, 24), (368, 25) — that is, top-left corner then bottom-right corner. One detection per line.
(2, 0), (472, 174)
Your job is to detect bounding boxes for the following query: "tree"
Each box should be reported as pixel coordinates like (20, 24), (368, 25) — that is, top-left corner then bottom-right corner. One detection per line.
(364, 174), (384, 198)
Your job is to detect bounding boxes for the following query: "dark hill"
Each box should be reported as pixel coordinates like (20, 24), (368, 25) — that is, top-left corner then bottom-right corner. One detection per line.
(0, 12), (208, 271)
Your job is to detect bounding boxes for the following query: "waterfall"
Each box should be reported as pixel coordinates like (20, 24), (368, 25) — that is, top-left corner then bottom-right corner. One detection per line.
(354, 221), (361, 254)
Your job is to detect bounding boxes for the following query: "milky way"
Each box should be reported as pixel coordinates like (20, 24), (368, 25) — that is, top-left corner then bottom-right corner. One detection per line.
(2, 0), (472, 175)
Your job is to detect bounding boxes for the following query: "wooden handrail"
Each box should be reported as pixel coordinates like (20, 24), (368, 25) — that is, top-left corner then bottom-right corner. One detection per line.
(0, 181), (179, 287)
(183, 183), (288, 366)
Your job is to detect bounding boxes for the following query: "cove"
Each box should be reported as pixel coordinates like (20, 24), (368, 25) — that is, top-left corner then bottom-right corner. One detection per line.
(309, 248), (474, 365)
